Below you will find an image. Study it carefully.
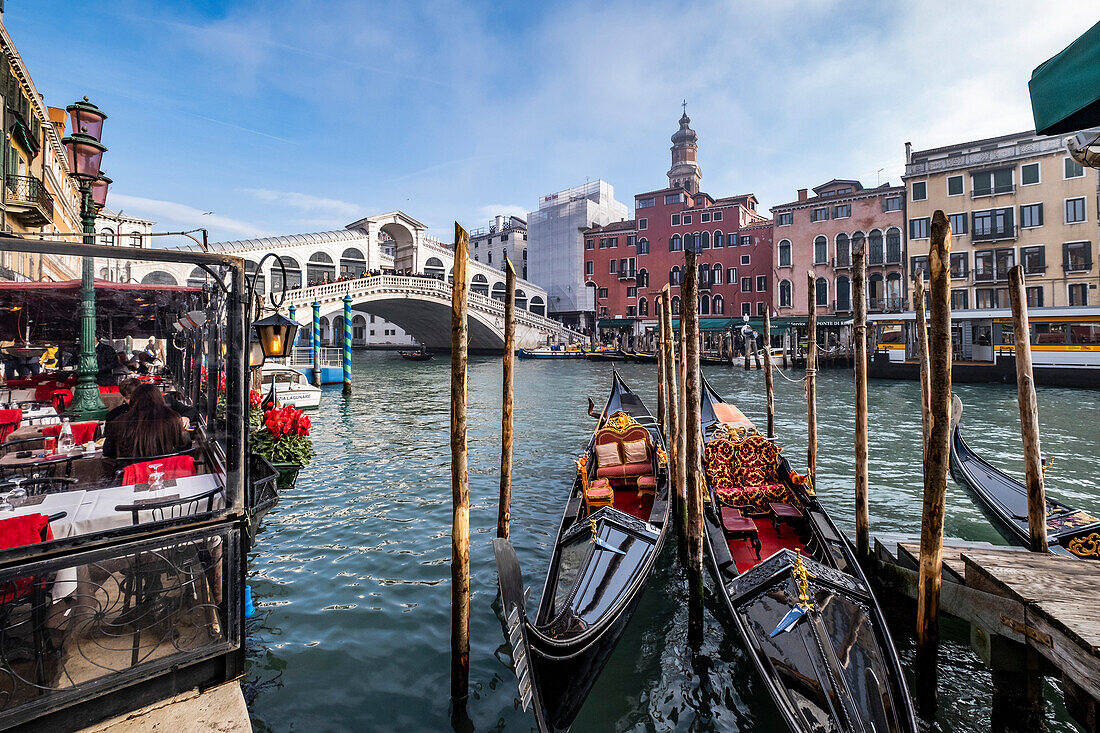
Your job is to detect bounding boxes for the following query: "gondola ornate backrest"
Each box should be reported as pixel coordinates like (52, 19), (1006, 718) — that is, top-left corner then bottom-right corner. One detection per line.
(594, 411), (651, 466)
(704, 425), (782, 489)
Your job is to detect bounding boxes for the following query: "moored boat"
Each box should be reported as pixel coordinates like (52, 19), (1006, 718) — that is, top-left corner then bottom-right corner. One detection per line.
(397, 348), (434, 361)
(624, 350), (659, 363)
(584, 346), (626, 362)
(495, 372), (671, 732)
(949, 394), (1100, 558)
(518, 345), (587, 359)
(259, 365), (322, 409)
(699, 375), (917, 732)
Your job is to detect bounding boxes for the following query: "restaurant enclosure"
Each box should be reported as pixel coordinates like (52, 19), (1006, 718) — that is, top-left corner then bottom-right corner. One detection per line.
(0, 237), (278, 731)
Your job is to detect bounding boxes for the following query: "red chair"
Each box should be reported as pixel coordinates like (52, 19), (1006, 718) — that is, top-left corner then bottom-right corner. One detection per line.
(122, 455), (196, 485)
(33, 382), (58, 402)
(42, 421), (98, 445)
(0, 409), (21, 443)
(51, 389), (73, 414)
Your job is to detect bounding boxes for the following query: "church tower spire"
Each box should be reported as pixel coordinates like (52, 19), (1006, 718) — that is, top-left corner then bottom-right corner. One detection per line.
(667, 104), (701, 194)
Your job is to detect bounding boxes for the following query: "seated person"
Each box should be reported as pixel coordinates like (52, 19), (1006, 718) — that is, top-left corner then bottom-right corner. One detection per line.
(102, 384), (192, 478)
(96, 338), (121, 385)
(165, 391), (201, 424)
(104, 377), (143, 424)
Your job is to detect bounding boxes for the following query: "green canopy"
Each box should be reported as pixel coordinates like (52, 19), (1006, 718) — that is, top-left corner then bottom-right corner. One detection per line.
(671, 317), (788, 335)
(596, 318), (635, 328)
(1030, 20), (1100, 135)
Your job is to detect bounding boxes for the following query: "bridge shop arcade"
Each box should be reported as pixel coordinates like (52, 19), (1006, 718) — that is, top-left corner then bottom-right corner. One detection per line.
(0, 236), (282, 730)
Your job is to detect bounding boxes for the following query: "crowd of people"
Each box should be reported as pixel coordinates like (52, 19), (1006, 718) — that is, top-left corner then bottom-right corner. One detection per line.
(1, 337), (164, 382)
(286, 268), (447, 290)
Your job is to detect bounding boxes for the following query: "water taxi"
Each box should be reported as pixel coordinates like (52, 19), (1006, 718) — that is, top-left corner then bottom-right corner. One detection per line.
(868, 306), (1100, 388)
(259, 365), (323, 408)
(517, 344), (587, 359)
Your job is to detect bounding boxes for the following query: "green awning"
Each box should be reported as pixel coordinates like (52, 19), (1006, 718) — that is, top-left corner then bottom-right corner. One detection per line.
(671, 317), (788, 335)
(597, 318), (635, 328)
(1030, 20), (1100, 135)
(670, 317), (736, 332)
(784, 317), (851, 328)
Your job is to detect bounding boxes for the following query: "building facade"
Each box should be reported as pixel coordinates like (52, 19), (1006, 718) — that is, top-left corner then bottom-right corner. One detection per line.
(0, 14), (83, 282)
(470, 214), (527, 278)
(526, 180), (629, 330)
(903, 131), (1099, 309)
(771, 179), (906, 318)
(581, 112), (773, 343)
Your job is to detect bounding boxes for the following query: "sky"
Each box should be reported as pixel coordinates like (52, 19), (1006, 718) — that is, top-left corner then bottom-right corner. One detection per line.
(7, 1), (1097, 244)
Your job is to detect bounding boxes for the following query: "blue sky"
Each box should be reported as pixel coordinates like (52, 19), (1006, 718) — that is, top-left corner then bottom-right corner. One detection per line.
(8, 1), (1097, 243)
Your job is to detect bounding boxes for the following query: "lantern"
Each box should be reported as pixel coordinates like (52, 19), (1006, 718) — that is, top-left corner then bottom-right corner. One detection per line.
(91, 174), (111, 210)
(252, 311), (298, 359)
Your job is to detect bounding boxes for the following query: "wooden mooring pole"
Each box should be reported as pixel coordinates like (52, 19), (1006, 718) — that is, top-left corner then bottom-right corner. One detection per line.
(853, 240), (869, 560)
(683, 249), (704, 645)
(1009, 265), (1048, 553)
(914, 276), (931, 449)
(806, 272), (817, 485)
(656, 298), (666, 438)
(450, 223), (471, 703)
(763, 309), (775, 439)
(660, 287), (686, 565)
(916, 211), (952, 708)
(497, 260), (516, 540)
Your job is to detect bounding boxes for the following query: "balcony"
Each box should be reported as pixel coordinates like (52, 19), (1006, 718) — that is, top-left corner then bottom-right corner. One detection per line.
(971, 184), (1016, 199)
(617, 269), (636, 281)
(868, 297), (907, 313)
(972, 225), (1017, 243)
(5, 174), (54, 227)
(973, 269), (1013, 284)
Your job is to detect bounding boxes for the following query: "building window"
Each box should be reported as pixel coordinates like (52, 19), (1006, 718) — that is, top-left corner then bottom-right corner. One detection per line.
(670, 234), (682, 251)
(1063, 241), (1093, 272)
(713, 230), (723, 248)
(683, 215), (692, 225)
(815, 278), (828, 307)
(947, 175), (964, 196)
(488, 251), (492, 264)
(609, 260), (617, 274)
(627, 236), (636, 248)
(671, 214), (681, 225)
(972, 208), (1014, 240)
(777, 212), (792, 226)
(637, 237), (649, 254)
(1065, 157), (1085, 179)
(950, 289), (969, 310)
(1026, 286), (1044, 307)
(713, 211), (722, 221)
(1069, 283), (1089, 305)
(1021, 162), (1040, 185)
(741, 254), (750, 265)
(712, 295), (724, 314)
(741, 277), (751, 292)
(950, 252), (968, 278)
(1021, 245), (1046, 274)
(810, 207), (829, 222)
(886, 229), (902, 264)
(637, 268), (649, 288)
(586, 239), (595, 250)
(741, 302), (751, 316)
(833, 204), (851, 219)
(779, 280), (792, 308)
(1020, 203), (1043, 228)
(129, 232), (142, 247)
(972, 168), (1014, 196)
(637, 197), (654, 209)
(670, 266), (681, 285)
(911, 255), (929, 277)
(639, 218), (647, 230)
(639, 298), (648, 316)
(974, 250), (993, 282)
(740, 235), (751, 246)
(665, 193), (683, 204)
(701, 213), (711, 223)
(1065, 197), (1086, 224)
(912, 181), (927, 201)
(626, 286), (637, 298)
(586, 261), (593, 275)
(700, 231), (710, 249)
(975, 288), (998, 309)
(598, 287), (608, 299)
(671, 296), (680, 315)
(712, 267), (722, 285)
(910, 217), (930, 239)
(699, 295), (710, 315)
(756, 275), (767, 292)
(868, 230), (884, 265)
(757, 302), (766, 316)
(882, 196), (902, 212)
(814, 236), (828, 264)
(948, 212), (968, 235)
(727, 267), (737, 284)
(98, 228), (114, 246)
(835, 233), (851, 267)
(778, 239), (792, 267)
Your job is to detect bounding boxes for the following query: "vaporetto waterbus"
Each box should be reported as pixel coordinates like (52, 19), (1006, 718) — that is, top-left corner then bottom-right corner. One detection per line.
(868, 306), (1100, 388)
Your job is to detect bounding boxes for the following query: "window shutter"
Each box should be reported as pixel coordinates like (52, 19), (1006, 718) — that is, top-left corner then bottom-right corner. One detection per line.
(1037, 203), (1044, 226)
(1038, 246), (1046, 267)
(1062, 243), (1070, 270)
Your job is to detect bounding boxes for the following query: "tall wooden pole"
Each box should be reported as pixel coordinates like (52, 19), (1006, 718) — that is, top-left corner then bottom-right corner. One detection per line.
(913, 276), (931, 451)
(1009, 265), (1048, 553)
(916, 211), (953, 705)
(763, 310), (775, 439)
(497, 260), (516, 540)
(660, 287), (686, 564)
(683, 249), (704, 646)
(853, 241), (869, 560)
(806, 272), (818, 485)
(450, 222), (471, 702)
(656, 299), (666, 439)
(677, 307), (688, 568)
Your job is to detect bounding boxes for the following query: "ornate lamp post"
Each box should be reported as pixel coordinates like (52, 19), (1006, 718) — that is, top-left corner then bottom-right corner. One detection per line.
(62, 97), (108, 417)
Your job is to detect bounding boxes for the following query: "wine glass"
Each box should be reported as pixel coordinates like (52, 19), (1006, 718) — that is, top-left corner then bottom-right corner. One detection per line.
(149, 464), (165, 492)
(0, 476), (23, 511)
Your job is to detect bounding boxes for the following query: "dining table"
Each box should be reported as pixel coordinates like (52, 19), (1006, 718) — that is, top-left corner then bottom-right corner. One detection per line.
(0, 446), (104, 482)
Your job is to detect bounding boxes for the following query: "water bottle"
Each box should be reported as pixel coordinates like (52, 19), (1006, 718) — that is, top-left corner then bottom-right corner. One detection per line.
(57, 418), (75, 453)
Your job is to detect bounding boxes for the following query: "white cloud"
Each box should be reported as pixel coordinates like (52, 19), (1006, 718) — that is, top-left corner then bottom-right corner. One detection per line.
(109, 193), (274, 240)
(241, 188), (361, 218)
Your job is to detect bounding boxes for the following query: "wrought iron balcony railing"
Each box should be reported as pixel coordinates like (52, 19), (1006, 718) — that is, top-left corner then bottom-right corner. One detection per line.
(4, 174), (53, 226)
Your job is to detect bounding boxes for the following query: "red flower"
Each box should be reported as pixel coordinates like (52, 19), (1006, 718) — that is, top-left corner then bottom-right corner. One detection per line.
(249, 390), (263, 408)
(263, 405), (311, 438)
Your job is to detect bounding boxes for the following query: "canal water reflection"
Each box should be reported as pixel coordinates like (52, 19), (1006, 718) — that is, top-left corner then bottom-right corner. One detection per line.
(246, 353), (1098, 732)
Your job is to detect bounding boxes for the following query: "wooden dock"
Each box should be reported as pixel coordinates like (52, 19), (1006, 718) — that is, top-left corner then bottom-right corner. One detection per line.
(873, 534), (1100, 732)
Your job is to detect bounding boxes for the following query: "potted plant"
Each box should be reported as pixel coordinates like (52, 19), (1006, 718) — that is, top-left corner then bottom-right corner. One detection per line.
(249, 404), (315, 490)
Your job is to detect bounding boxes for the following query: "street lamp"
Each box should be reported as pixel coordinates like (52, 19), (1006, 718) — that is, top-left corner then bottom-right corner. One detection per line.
(61, 97), (108, 418)
(91, 174), (112, 210)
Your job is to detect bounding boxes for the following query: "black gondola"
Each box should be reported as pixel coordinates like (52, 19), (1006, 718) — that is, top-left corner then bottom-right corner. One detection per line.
(494, 372), (671, 732)
(624, 350), (659, 363)
(397, 347), (433, 361)
(949, 394), (1100, 558)
(699, 375), (917, 732)
(584, 347), (627, 362)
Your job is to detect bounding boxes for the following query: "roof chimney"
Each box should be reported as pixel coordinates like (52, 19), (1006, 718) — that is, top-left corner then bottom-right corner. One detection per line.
(495, 215), (504, 232)
(797, 188), (808, 203)
(905, 142), (912, 164)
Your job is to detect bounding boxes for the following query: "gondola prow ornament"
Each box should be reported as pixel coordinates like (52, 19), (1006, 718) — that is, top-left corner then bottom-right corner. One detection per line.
(770, 550), (817, 638)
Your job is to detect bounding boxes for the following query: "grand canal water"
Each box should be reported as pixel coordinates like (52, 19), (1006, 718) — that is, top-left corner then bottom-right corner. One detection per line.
(244, 352), (1099, 732)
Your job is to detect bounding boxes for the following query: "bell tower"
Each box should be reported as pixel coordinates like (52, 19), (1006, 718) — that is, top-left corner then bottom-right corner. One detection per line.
(667, 104), (701, 194)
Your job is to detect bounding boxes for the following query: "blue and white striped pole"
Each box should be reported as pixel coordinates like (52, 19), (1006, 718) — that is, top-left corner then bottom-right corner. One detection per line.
(342, 292), (353, 395)
(311, 300), (322, 387)
(288, 304), (299, 351)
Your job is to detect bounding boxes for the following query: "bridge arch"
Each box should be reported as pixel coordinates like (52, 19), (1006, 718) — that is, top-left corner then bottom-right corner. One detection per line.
(273, 256), (302, 291)
(529, 296), (545, 316)
(340, 247), (367, 279)
(471, 273), (489, 296)
(142, 270), (177, 286)
(307, 252), (335, 284)
(244, 260), (265, 295)
(491, 282), (506, 302)
(515, 288), (527, 310)
(382, 222), (416, 272)
(424, 257), (445, 280)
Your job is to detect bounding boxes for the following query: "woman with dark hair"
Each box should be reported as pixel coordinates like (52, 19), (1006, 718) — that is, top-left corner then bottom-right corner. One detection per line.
(102, 384), (191, 476)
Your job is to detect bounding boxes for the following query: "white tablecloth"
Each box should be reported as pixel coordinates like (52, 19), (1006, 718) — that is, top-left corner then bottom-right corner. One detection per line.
(69, 473), (224, 536)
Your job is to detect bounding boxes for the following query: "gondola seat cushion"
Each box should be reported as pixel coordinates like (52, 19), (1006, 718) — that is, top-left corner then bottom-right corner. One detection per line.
(584, 478), (614, 510)
(636, 475), (657, 494)
(705, 430), (794, 515)
(593, 411), (653, 484)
